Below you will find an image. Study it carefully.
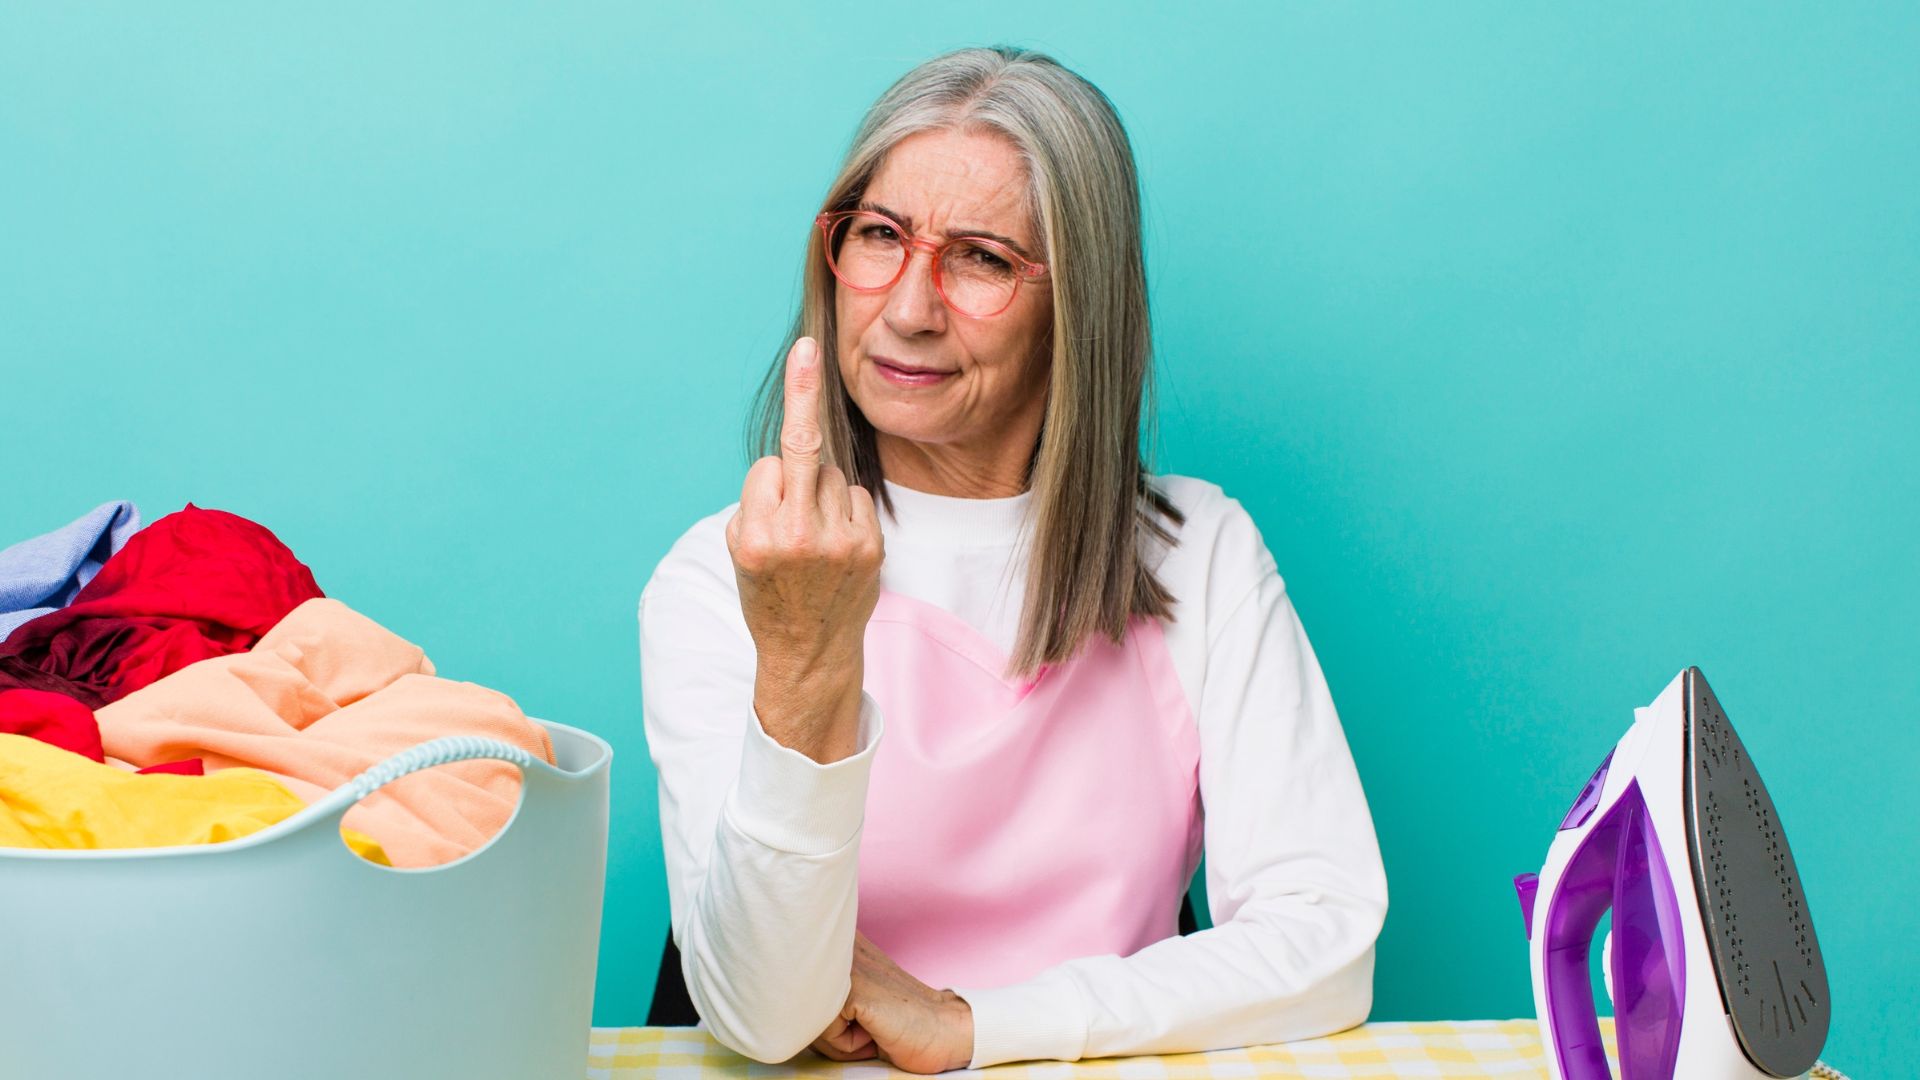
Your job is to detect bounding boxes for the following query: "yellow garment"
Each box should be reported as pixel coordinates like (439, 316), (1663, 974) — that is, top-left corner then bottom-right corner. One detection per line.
(0, 733), (390, 864)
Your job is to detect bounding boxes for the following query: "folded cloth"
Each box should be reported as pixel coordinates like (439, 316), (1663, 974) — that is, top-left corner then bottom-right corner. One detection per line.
(0, 689), (203, 775)
(0, 505), (322, 708)
(0, 732), (388, 863)
(0, 502), (141, 641)
(96, 597), (555, 868)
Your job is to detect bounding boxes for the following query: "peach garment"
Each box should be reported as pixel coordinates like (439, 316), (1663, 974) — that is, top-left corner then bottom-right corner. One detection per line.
(95, 598), (553, 868)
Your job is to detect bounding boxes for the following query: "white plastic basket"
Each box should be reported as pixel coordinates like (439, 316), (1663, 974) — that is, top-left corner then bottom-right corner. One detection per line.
(0, 719), (611, 1080)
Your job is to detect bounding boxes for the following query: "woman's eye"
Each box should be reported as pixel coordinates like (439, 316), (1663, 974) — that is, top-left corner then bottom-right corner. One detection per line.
(858, 224), (899, 242)
(969, 248), (1010, 271)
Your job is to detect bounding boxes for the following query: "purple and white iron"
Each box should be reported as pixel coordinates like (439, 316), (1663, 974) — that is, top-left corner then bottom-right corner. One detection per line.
(1516, 667), (1830, 1079)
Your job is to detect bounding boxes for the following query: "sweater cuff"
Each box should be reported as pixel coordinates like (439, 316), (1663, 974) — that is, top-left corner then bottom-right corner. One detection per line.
(724, 691), (883, 856)
(950, 968), (1090, 1068)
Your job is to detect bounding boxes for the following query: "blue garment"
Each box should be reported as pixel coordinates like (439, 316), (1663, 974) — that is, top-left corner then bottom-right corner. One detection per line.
(0, 503), (142, 641)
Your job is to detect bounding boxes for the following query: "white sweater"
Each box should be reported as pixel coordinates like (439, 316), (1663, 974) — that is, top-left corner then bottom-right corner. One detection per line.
(639, 474), (1388, 1068)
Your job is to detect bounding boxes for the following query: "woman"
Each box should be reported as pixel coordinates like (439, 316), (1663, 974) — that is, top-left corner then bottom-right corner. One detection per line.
(640, 45), (1387, 1073)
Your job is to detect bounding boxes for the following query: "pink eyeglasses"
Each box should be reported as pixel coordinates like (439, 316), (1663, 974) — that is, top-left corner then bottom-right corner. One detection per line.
(815, 208), (1049, 318)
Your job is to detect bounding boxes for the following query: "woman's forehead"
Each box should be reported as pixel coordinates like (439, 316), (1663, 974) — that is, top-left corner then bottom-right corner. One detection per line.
(865, 128), (1035, 246)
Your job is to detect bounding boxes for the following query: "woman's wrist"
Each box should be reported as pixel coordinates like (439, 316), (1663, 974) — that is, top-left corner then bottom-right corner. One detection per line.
(752, 657), (865, 764)
(753, 634), (863, 685)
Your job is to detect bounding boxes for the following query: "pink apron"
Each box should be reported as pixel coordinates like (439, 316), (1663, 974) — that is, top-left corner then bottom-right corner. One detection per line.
(856, 589), (1205, 990)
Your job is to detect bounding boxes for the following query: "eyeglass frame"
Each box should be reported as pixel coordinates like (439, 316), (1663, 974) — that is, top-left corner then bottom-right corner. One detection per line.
(814, 208), (1049, 318)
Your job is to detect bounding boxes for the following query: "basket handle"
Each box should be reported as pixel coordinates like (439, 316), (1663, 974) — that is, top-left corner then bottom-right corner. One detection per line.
(342, 735), (542, 802)
(288, 735), (549, 833)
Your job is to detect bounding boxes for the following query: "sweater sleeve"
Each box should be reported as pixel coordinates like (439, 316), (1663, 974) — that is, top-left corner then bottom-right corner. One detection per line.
(950, 563), (1388, 1067)
(638, 521), (885, 1064)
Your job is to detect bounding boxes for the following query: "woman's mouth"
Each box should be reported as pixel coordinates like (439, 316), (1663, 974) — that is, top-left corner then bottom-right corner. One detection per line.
(872, 356), (956, 388)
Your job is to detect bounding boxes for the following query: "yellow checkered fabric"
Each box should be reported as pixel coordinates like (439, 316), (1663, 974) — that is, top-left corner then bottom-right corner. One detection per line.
(587, 1021), (1850, 1078)
(588, 1019), (1611, 1078)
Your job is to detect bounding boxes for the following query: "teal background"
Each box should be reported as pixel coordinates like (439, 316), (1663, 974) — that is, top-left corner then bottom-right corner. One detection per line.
(3, 3), (1913, 1074)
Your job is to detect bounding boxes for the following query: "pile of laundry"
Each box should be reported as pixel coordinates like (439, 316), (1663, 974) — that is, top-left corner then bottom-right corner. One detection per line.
(0, 502), (554, 868)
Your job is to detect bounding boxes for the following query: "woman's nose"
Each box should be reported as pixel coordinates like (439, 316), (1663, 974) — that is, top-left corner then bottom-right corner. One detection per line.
(882, 243), (948, 336)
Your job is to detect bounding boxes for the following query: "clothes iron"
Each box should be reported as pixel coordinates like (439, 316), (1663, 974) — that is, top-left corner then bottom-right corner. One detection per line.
(1515, 666), (1830, 1078)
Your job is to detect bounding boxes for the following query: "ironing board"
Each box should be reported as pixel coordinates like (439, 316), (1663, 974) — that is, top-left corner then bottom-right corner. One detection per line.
(584, 1019), (1852, 1078)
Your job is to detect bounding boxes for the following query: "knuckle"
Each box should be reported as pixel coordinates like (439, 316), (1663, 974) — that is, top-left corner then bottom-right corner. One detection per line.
(732, 534), (770, 570)
(782, 426), (822, 457)
(742, 522), (789, 564)
(775, 513), (815, 550)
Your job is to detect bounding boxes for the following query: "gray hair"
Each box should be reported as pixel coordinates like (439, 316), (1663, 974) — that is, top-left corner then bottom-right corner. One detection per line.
(748, 44), (1183, 678)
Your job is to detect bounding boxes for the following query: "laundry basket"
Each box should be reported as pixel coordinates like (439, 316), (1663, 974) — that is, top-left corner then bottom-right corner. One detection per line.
(0, 718), (612, 1080)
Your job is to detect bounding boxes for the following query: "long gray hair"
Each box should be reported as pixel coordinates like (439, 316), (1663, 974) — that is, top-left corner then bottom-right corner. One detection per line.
(748, 45), (1183, 678)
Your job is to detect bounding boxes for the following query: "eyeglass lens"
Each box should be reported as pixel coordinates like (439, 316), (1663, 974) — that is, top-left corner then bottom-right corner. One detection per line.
(827, 213), (1021, 317)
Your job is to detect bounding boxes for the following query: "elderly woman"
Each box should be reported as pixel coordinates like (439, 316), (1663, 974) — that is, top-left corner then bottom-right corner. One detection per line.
(640, 46), (1387, 1073)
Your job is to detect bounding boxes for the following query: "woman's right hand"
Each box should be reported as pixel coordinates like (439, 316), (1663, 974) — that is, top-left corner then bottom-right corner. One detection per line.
(725, 336), (884, 763)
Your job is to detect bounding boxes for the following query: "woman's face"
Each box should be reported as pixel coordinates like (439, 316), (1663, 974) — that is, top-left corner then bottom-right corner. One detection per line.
(834, 127), (1053, 474)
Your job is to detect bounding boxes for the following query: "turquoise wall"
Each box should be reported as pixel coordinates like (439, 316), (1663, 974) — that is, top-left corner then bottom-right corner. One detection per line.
(4, 3), (1913, 1073)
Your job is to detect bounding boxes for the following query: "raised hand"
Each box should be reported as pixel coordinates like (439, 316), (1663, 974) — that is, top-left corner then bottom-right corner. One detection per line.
(725, 337), (885, 763)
